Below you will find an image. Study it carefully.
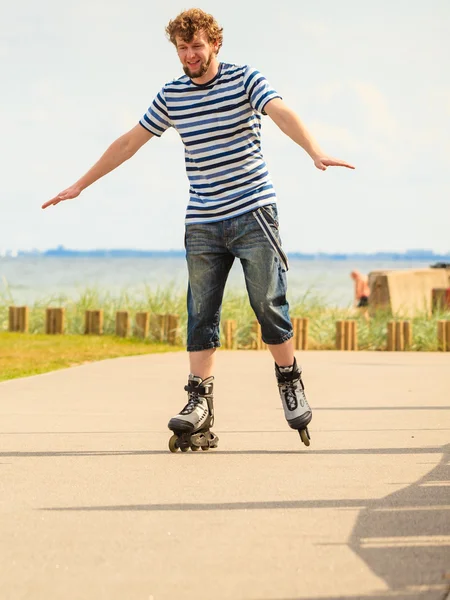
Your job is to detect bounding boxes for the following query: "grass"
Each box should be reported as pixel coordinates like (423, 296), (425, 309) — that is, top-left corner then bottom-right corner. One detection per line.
(0, 332), (182, 382)
(1, 285), (449, 382)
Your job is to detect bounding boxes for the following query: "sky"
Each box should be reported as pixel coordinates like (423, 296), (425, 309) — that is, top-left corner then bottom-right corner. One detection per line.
(1, 0), (449, 254)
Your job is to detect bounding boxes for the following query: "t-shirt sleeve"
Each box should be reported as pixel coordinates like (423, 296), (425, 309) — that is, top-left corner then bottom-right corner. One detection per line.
(243, 66), (282, 115)
(139, 88), (172, 137)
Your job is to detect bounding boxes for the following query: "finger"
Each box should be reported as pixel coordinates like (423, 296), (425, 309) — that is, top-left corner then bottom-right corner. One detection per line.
(334, 161), (355, 169)
(41, 198), (61, 209)
(329, 160), (356, 169)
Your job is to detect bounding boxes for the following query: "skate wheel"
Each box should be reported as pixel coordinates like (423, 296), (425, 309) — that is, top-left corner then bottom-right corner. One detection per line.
(191, 445), (200, 451)
(168, 434), (179, 453)
(299, 428), (310, 447)
(180, 446), (189, 453)
(201, 446), (210, 451)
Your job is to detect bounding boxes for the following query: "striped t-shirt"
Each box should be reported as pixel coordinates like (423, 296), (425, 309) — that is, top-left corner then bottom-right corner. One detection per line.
(139, 62), (282, 224)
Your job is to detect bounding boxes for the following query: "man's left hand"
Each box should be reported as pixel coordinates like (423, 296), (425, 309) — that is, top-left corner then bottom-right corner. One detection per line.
(314, 156), (355, 171)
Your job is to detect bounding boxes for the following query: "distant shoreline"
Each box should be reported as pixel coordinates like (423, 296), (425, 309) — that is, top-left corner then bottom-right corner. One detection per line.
(1, 248), (449, 262)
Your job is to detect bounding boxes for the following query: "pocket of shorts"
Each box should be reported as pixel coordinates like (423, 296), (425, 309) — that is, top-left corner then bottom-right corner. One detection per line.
(252, 208), (289, 272)
(260, 204), (279, 229)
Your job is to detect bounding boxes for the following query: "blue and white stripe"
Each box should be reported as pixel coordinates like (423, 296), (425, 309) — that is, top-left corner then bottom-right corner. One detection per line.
(139, 63), (281, 223)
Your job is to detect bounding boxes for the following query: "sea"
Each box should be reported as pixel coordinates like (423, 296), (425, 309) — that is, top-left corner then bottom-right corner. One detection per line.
(0, 255), (435, 307)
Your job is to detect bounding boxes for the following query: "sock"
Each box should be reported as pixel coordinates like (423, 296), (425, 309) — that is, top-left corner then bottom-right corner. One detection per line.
(278, 363), (294, 373)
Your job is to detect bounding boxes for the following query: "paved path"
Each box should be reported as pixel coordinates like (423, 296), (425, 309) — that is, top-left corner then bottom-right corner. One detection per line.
(1, 351), (449, 600)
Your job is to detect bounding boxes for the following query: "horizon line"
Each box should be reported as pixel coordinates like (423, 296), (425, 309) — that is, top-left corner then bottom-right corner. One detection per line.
(2, 247), (450, 259)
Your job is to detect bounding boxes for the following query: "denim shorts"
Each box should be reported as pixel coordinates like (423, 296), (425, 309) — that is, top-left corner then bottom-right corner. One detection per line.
(185, 204), (293, 351)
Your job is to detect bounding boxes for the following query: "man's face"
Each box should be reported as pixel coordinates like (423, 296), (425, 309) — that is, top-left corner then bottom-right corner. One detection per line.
(175, 31), (217, 79)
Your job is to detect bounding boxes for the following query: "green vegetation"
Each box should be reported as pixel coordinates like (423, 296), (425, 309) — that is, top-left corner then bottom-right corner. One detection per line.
(0, 332), (182, 382)
(1, 284), (448, 353)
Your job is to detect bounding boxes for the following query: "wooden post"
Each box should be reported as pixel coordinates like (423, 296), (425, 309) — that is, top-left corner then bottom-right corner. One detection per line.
(437, 320), (450, 352)
(167, 314), (180, 345)
(301, 318), (309, 350)
(8, 306), (29, 333)
(223, 319), (236, 349)
(134, 312), (150, 338)
(115, 311), (129, 338)
(344, 321), (351, 350)
(85, 310), (103, 335)
(387, 321), (396, 351)
(336, 321), (345, 350)
(336, 320), (357, 350)
(350, 320), (358, 351)
(251, 321), (266, 350)
(293, 318), (301, 350)
(45, 308), (65, 334)
(403, 321), (412, 349)
(437, 321), (446, 351)
(293, 318), (309, 351)
(395, 321), (404, 351)
(150, 314), (167, 342)
(388, 320), (411, 351)
(343, 320), (357, 351)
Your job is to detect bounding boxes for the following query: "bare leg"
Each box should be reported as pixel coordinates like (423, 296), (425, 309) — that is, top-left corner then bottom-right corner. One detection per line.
(267, 338), (295, 367)
(189, 348), (216, 379)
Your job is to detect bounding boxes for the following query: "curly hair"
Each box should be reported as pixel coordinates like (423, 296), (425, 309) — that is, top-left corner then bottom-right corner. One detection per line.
(166, 8), (223, 53)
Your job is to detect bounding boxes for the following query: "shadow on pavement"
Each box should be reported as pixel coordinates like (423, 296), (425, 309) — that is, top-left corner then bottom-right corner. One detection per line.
(275, 444), (450, 600)
(38, 445), (450, 600)
(346, 443), (450, 597)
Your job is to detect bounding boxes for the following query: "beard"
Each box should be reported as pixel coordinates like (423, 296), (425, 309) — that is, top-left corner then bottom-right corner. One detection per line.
(183, 52), (213, 79)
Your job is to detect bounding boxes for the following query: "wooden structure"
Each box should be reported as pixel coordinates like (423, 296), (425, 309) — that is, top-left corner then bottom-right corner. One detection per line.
(8, 306), (29, 333)
(134, 312), (150, 338)
(45, 308), (65, 334)
(150, 314), (167, 342)
(223, 319), (236, 349)
(85, 310), (103, 335)
(387, 321), (412, 351)
(251, 321), (267, 350)
(166, 314), (180, 345)
(292, 317), (309, 350)
(336, 320), (358, 351)
(437, 321), (450, 351)
(115, 311), (130, 338)
(8, 306), (449, 352)
(149, 313), (180, 345)
(368, 269), (448, 317)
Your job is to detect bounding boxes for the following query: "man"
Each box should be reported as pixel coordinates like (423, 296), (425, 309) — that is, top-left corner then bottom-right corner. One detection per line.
(42, 9), (355, 451)
(351, 270), (370, 307)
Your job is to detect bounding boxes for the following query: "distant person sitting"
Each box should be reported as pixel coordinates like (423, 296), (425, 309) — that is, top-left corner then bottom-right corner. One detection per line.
(351, 270), (370, 308)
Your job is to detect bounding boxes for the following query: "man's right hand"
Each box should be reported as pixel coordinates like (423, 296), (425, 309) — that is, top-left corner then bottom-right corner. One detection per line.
(42, 185), (81, 209)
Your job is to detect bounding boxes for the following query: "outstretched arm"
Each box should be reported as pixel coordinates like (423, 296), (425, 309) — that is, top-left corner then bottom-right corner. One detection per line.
(264, 98), (355, 171)
(42, 124), (154, 209)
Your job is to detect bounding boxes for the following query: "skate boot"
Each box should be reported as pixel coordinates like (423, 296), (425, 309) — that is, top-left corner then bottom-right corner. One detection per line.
(167, 375), (219, 453)
(275, 358), (312, 446)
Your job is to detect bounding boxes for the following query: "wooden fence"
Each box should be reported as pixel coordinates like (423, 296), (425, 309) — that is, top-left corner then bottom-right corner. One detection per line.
(6, 306), (450, 351)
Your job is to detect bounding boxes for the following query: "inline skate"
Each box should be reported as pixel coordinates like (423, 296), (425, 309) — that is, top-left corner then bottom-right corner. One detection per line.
(168, 375), (218, 452)
(275, 358), (312, 446)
